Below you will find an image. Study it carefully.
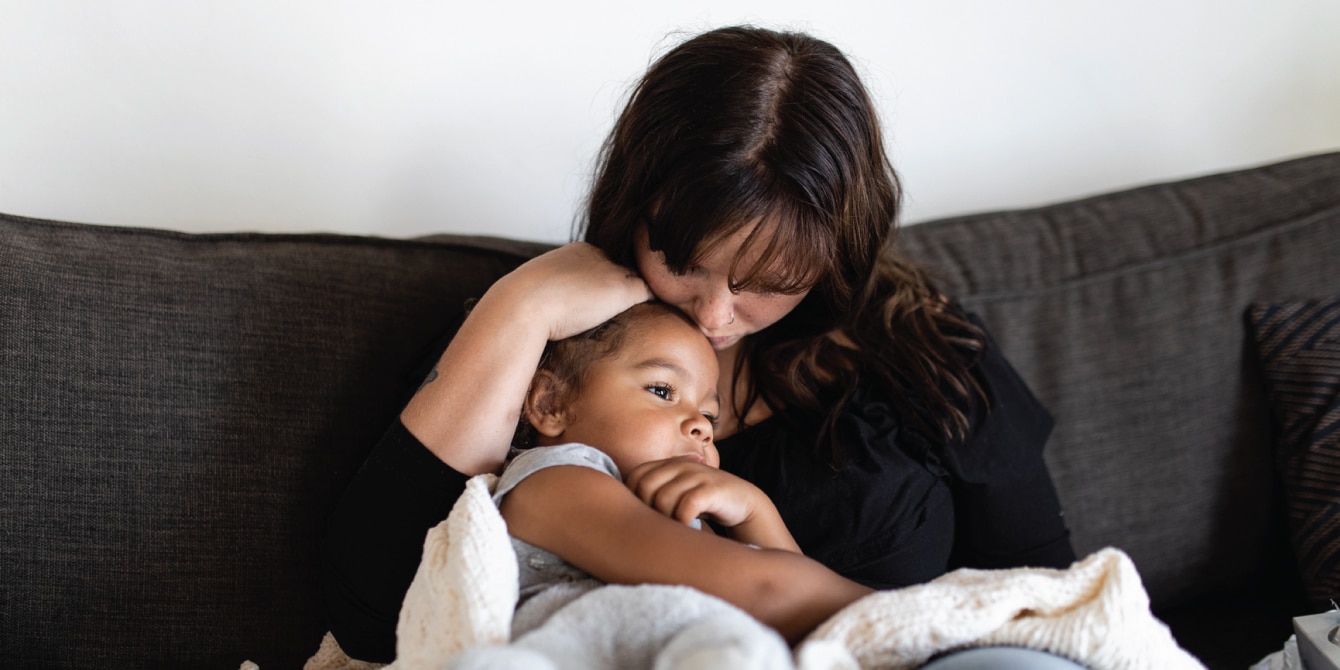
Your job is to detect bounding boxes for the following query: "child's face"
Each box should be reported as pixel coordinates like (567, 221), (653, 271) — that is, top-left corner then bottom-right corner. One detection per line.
(555, 311), (722, 476)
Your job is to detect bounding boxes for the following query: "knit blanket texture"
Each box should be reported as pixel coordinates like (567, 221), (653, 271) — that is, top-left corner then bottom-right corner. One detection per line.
(277, 474), (1204, 670)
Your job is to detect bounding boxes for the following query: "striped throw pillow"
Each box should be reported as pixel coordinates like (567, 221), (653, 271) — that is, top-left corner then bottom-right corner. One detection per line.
(1246, 298), (1340, 608)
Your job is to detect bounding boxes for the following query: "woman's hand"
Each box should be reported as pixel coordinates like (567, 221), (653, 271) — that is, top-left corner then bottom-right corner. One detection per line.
(492, 242), (653, 341)
(624, 456), (801, 553)
(402, 243), (650, 475)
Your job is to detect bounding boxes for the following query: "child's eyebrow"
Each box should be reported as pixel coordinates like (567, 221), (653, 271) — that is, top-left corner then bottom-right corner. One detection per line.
(633, 358), (690, 377)
(635, 358), (720, 410)
(634, 358), (717, 395)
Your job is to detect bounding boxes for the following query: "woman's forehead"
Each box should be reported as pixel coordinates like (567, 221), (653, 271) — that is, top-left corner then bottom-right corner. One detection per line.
(695, 218), (766, 263)
(717, 217), (829, 293)
(643, 208), (829, 293)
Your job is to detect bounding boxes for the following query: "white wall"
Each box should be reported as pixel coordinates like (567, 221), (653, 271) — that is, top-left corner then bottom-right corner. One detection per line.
(2, 0), (1338, 243)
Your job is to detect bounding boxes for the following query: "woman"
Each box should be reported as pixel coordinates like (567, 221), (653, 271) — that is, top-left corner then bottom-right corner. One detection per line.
(322, 26), (1076, 666)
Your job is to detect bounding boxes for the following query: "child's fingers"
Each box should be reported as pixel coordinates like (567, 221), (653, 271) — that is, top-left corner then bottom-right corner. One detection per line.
(651, 476), (713, 524)
(624, 456), (696, 500)
(625, 459), (701, 517)
(626, 458), (750, 526)
(663, 483), (724, 525)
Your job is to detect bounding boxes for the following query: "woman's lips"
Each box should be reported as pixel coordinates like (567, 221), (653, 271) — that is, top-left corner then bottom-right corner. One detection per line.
(707, 335), (737, 348)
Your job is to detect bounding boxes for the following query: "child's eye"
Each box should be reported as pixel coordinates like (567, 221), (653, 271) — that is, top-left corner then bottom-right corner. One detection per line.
(703, 412), (719, 427)
(646, 383), (675, 400)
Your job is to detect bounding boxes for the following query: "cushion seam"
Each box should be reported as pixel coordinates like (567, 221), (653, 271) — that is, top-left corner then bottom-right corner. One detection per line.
(955, 205), (1340, 303)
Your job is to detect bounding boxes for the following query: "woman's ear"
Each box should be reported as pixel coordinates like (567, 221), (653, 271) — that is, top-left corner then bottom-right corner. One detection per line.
(523, 370), (572, 439)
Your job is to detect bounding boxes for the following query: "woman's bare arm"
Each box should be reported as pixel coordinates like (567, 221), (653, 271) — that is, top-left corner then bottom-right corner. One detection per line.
(401, 243), (651, 475)
(501, 465), (873, 643)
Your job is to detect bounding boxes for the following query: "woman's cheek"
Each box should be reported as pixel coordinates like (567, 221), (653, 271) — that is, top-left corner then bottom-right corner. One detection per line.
(644, 273), (694, 311)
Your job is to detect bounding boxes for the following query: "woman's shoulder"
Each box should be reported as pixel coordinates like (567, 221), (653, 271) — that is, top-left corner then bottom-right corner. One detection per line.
(838, 304), (1053, 468)
(938, 309), (1056, 476)
(856, 298), (1048, 426)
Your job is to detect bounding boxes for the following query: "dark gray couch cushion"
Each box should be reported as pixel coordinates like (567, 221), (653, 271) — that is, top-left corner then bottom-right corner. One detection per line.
(3, 151), (1338, 669)
(0, 215), (546, 668)
(899, 150), (1340, 620)
(900, 153), (1340, 668)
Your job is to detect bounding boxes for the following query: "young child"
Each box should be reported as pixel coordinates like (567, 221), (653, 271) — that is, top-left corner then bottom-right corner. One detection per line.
(448, 302), (871, 669)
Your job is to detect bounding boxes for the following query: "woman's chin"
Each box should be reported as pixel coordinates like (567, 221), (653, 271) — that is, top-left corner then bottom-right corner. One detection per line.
(708, 334), (741, 350)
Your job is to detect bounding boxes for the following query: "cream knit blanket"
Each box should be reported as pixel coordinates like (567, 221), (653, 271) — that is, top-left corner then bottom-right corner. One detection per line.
(289, 475), (1204, 670)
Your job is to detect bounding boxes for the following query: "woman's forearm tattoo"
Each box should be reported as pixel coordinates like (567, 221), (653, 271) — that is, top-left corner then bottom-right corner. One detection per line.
(418, 367), (439, 391)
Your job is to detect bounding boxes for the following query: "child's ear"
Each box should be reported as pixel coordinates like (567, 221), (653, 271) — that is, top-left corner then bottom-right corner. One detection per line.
(523, 370), (572, 438)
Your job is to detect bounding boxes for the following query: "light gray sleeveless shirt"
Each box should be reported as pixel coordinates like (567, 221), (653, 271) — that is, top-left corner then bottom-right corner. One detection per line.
(492, 443), (619, 602)
(494, 442), (704, 603)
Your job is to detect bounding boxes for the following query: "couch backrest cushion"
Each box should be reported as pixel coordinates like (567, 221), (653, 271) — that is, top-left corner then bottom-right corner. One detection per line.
(0, 216), (548, 668)
(5, 151), (1338, 667)
(898, 151), (1340, 608)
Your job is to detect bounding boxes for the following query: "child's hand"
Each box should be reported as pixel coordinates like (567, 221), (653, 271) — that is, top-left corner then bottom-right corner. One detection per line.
(624, 457), (800, 552)
(625, 456), (759, 527)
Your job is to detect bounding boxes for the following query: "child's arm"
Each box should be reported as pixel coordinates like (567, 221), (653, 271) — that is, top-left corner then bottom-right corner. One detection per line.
(499, 465), (873, 644)
(623, 457), (799, 553)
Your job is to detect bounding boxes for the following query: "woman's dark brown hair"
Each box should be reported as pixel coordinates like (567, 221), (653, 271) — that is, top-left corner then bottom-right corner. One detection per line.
(579, 26), (986, 460)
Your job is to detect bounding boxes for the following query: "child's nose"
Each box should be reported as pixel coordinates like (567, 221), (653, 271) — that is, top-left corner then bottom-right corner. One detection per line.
(685, 414), (713, 442)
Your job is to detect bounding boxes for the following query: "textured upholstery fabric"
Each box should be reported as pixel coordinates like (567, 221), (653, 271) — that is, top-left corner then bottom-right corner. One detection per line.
(3, 151), (1339, 669)
(1246, 298), (1340, 608)
(0, 216), (546, 668)
(899, 152), (1340, 668)
(899, 153), (1340, 608)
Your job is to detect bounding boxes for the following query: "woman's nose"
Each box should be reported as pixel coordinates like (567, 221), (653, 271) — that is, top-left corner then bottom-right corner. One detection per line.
(691, 290), (733, 331)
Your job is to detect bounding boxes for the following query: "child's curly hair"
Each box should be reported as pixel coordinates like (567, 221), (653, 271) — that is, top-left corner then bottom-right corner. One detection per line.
(512, 302), (694, 448)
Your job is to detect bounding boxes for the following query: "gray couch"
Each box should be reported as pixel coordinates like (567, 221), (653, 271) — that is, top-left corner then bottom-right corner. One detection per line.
(4, 151), (1338, 669)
